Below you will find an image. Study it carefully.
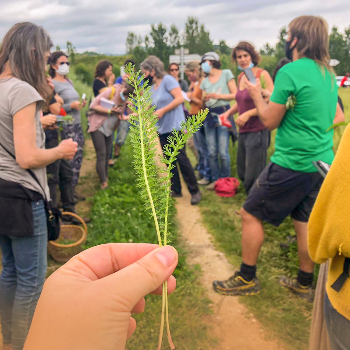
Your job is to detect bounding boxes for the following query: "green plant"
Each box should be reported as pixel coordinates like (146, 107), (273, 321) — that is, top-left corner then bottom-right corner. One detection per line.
(125, 64), (208, 349)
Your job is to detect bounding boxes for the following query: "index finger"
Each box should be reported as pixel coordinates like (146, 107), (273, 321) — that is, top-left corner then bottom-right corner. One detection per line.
(60, 243), (160, 281)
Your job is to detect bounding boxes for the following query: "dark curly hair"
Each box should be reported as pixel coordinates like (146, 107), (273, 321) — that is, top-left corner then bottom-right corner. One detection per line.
(49, 51), (68, 78)
(94, 60), (113, 79)
(232, 42), (260, 66)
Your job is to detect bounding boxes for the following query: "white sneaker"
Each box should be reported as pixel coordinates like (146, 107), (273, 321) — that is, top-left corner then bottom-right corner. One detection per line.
(206, 181), (216, 191)
(197, 178), (210, 186)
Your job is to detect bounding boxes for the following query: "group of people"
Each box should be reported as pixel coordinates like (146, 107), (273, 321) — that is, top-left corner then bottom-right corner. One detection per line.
(0, 14), (349, 350)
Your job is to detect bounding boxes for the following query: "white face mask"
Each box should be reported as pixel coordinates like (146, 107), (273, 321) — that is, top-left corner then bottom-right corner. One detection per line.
(57, 63), (69, 76)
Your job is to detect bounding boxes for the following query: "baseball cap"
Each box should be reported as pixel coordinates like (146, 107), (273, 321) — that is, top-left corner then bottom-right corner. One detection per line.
(201, 52), (220, 63)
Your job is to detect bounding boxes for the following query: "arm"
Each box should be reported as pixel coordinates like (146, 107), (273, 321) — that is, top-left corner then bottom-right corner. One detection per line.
(220, 103), (238, 122)
(155, 87), (185, 119)
(207, 79), (237, 101)
(90, 88), (114, 115)
(246, 79), (286, 131)
(14, 104), (77, 169)
(49, 102), (61, 115)
(333, 103), (345, 124)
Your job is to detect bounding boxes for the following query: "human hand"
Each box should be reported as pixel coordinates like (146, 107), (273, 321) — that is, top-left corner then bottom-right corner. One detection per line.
(154, 108), (165, 119)
(112, 106), (123, 115)
(58, 138), (78, 160)
(109, 74), (116, 85)
(24, 244), (178, 350)
(46, 77), (54, 91)
(82, 99), (87, 108)
(235, 112), (251, 127)
(219, 111), (230, 123)
(261, 89), (272, 102)
(55, 94), (64, 106)
(246, 79), (262, 101)
(40, 114), (57, 129)
(71, 101), (82, 111)
(206, 92), (220, 100)
(119, 114), (130, 121)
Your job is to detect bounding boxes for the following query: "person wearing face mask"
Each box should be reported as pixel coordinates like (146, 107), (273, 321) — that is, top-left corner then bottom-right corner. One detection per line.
(213, 16), (344, 302)
(185, 61), (211, 185)
(49, 51), (87, 202)
(88, 82), (133, 190)
(220, 42), (274, 194)
(199, 52), (237, 190)
(93, 60), (115, 97)
(168, 63), (189, 92)
(141, 55), (202, 205)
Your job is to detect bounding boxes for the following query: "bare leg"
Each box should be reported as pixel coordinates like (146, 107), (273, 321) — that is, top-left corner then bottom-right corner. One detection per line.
(293, 219), (314, 273)
(241, 208), (265, 265)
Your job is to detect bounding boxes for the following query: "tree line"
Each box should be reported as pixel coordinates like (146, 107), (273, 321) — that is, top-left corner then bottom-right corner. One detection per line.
(126, 17), (350, 76)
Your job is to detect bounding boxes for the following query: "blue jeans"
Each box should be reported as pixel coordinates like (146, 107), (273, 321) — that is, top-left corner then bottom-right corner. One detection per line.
(203, 123), (230, 181)
(324, 292), (350, 350)
(0, 200), (47, 350)
(193, 127), (211, 181)
(109, 120), (130, 159)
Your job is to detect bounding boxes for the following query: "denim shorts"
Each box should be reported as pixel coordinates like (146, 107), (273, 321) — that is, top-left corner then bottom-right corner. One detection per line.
(243, 162), (323, 226)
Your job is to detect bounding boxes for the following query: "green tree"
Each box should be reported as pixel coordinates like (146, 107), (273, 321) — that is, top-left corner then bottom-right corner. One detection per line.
(126, 32), (138, 54)
(55, 45), (61, 52)
(218, 40), (231, 55)
(275, 26), (287, 60)
(66, 41), (76, 64)
(183, 17), (200, 53)
(169, 24), (180, 51)
(183, 17), (213, 54)
(149, 23), (170, 64)
(260, 43), (276, 56)
(329, 26), (350, 75)
(74, 63), (93, 85)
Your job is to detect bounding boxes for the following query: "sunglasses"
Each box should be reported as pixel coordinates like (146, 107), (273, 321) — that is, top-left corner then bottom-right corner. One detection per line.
(59, 61), (70, 66)
(170, 68), (179, 72)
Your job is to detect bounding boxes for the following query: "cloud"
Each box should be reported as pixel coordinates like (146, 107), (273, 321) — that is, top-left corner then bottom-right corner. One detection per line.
(0, 0), (349, 54)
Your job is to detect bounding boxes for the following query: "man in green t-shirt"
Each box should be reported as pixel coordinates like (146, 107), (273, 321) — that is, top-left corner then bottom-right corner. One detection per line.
(212, 15), (344, 301)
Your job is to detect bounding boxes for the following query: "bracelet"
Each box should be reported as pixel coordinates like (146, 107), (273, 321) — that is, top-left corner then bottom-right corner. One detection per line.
(107, 109), (111, 115)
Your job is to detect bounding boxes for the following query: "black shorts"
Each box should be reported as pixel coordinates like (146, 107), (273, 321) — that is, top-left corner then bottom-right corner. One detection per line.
(243, 162), (323, 227)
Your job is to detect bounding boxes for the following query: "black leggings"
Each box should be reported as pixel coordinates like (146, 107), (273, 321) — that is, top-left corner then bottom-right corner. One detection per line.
(91, 130), (113, 183)
(159, 133), (199, 195)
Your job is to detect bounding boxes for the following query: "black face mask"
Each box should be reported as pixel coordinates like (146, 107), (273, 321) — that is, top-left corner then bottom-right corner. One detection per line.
(144, 74), (153, 85)
(285, 39), (296, 61)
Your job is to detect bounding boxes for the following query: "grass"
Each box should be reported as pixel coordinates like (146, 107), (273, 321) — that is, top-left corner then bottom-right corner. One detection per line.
(193, 89), (350, 350)
(85, 141), (216, 350)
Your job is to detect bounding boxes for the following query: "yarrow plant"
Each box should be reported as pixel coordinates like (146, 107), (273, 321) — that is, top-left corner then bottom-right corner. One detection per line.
(125, 63), (208, 349)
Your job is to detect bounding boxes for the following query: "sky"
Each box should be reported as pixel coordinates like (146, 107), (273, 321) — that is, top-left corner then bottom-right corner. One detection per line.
(0, 0), (349, 55)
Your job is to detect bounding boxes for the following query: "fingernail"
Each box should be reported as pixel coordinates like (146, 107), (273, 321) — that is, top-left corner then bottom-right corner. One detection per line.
(156, 246), (177, 267)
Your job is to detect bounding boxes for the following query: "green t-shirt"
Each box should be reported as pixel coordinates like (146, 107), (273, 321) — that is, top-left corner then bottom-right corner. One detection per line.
(200, 69), (234, 108)
(270, 58), (338, 172)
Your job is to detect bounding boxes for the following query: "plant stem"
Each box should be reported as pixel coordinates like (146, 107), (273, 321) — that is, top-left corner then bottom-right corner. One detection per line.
(135, 91), (162, 246)
(157, 283), (167, 350)
(165, 281), (175, 349)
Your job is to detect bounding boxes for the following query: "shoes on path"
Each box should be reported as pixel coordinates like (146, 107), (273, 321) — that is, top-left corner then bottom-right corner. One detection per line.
(198, 178), (211, 186)
(206, 181), (216, 191)
(279, 276), (314, 302)
(191, 191), (202, 205)
(213, 271), (261, 296)
(171, 191), (183, 198)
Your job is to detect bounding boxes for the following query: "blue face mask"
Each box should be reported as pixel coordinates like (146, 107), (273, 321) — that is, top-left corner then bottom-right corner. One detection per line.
(201, 61), (212, 74)
(120, 91), (126, 101)
(237, 62), (255, 71)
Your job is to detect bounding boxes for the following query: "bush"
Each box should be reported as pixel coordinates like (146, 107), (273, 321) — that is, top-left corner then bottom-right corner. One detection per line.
(74, 63), (93, 86)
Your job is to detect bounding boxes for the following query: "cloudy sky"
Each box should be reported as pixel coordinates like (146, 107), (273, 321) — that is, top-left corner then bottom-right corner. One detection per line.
(0, 0), (349, 55)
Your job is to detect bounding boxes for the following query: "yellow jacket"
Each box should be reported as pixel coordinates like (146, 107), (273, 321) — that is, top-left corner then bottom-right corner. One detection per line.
(308, 124), (350, 320)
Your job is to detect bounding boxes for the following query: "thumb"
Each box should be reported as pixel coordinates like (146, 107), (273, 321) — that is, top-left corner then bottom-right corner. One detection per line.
(103, 245), (178, 308)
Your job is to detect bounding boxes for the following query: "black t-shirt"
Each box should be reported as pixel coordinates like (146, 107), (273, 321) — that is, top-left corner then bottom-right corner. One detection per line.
(93, 79), (107, 97)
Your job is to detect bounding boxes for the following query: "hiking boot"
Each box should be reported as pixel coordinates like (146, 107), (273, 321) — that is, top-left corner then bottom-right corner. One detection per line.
(74, 190), (86, 203)
(171, 191), (183, 198)
(279, 276), (315, 302)
(206, 181), (216, 191)
(213, 271), (261, 296)
(197, 178), (211, 186)
(191, 191), (202, 205)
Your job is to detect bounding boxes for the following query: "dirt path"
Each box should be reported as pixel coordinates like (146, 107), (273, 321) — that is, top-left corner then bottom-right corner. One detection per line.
(175, 191), (285, 350)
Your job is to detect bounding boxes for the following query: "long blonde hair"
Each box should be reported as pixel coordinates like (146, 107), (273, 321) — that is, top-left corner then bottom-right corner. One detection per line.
(289, 16), (332, 73)
(184, 61), (204, 79)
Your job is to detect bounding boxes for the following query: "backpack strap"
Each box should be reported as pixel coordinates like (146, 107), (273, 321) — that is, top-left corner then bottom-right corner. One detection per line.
(331, 257), (350, 292)
(100, 86), (116, 101)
